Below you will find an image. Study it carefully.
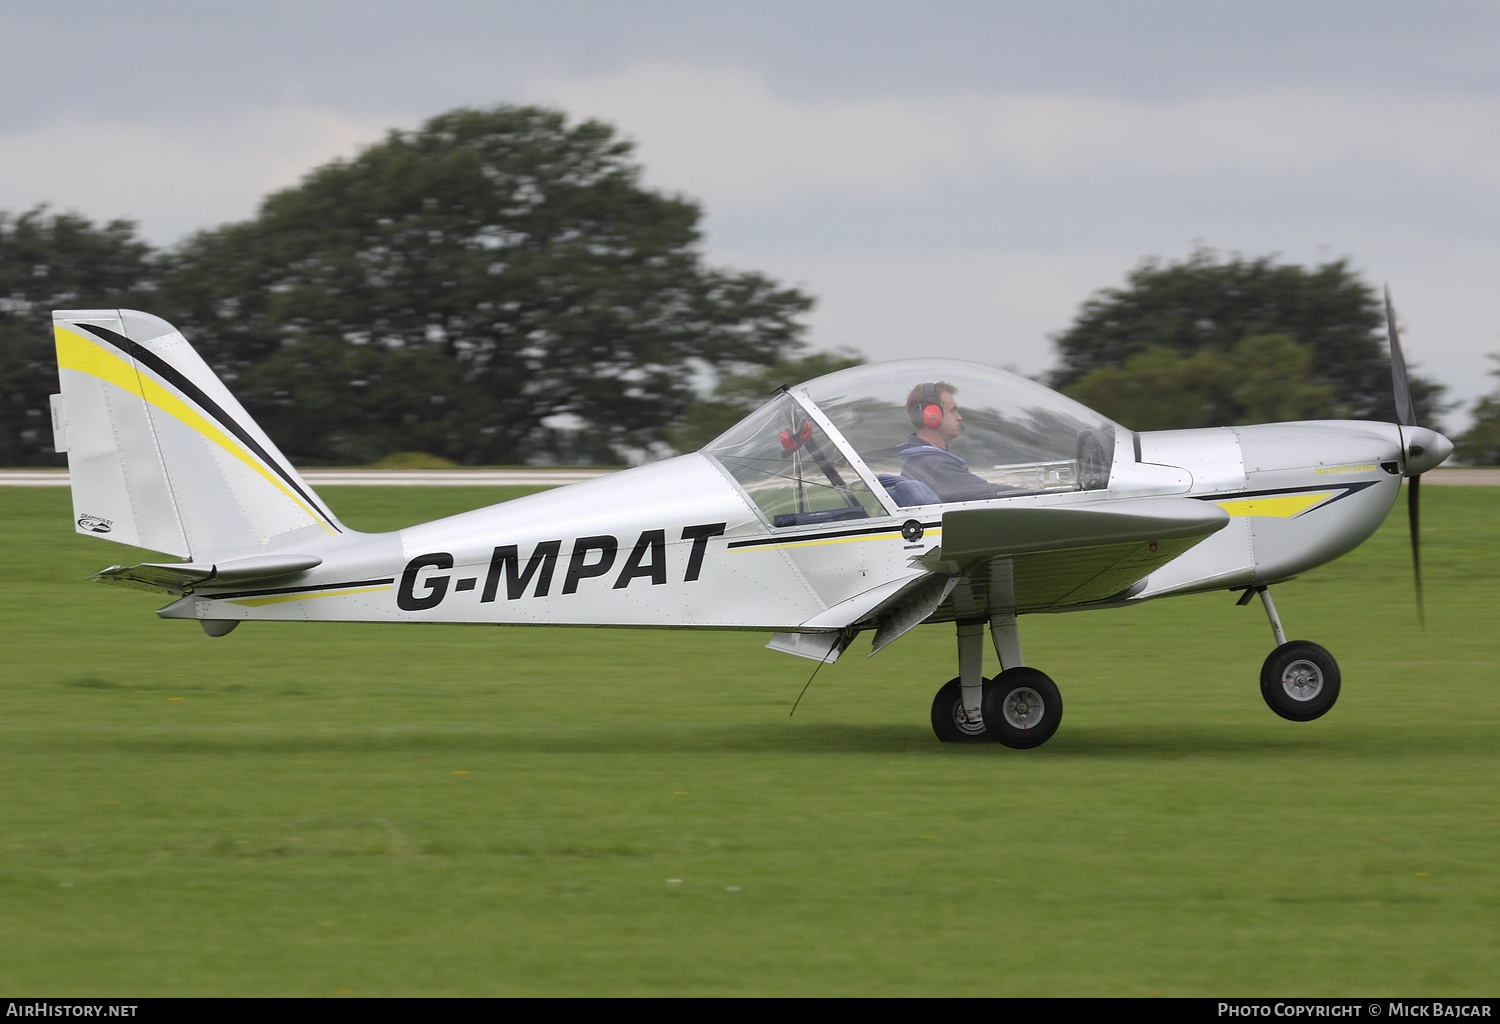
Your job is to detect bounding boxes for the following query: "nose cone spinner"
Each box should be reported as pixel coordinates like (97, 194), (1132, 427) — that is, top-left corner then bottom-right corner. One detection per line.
(1403, 426), (1453, 477)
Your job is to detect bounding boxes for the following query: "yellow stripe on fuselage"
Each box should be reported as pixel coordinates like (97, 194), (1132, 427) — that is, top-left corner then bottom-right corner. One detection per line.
(54, 325), (334, 534)
(227, 585), (393, 608)
(1216, 492), (1334, 518)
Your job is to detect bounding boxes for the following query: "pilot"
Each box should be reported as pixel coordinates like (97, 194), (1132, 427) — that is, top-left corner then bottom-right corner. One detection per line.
(898, 382), (1007, 502)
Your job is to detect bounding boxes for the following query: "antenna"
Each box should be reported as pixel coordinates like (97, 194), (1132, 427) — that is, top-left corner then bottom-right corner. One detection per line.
(789, 648), (836, 717)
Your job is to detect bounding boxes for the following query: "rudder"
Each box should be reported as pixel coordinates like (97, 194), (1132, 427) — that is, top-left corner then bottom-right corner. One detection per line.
(52, 309), (343, 560)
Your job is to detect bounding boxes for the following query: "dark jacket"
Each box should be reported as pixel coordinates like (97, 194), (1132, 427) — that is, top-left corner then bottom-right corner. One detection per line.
(897, 433), (1005, 502)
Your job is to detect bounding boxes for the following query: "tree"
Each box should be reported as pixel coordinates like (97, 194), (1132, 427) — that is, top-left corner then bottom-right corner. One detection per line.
(1050, 249), (1444, 429)
(1065, 335), (1337, 430)
(157, 106), (813, 465)
(0, 208), (156, 466)
(1455, 356), (1500, 465)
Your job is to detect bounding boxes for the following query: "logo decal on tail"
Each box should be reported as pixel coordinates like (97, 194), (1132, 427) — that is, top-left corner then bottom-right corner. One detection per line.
(77, 514), (113, 533)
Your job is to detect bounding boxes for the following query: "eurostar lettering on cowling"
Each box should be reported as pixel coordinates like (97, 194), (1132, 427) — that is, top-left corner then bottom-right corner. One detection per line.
(397, 524), (728, 611)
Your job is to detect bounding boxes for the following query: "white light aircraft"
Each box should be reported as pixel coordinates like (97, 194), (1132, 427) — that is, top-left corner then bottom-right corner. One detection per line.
(48, 303), (1450, 748)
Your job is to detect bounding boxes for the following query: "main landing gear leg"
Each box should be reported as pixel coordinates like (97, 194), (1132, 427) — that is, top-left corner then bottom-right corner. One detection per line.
(989, 612), (1023, 669)
(929, 622), (991, 743)
(1244, 586), (1342, 722)
(958, 622), (986, 722)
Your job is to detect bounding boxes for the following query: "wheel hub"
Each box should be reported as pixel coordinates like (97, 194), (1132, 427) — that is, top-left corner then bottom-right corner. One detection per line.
(1280, 659), (1324, 702)
(954, 704), (990, 737)
(1002, 686), (1046, 730)
(952, 702), (987, 736)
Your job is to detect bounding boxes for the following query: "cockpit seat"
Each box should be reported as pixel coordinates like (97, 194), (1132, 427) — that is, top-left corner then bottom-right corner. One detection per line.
(772, 506), (869, 529)
(877, 473), (940, 508)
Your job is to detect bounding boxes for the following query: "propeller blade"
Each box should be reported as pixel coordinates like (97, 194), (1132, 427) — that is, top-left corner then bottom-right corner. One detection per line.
(1385, 285), (1417, 427)
(1409, 473), (1425, 630)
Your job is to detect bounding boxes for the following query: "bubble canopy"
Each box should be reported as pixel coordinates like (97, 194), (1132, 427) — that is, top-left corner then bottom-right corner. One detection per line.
(704, 359), (1120, 525)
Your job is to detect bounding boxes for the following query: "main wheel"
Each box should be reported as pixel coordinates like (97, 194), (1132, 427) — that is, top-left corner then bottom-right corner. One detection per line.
(1260, 641), (1340, 722)
(931, 676), (993, 743)
(981, 667), (1063, 749)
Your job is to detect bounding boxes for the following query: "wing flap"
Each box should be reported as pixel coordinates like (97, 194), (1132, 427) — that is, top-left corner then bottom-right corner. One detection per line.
(798, 571), (926, 630)
(869, 574), (958, 655)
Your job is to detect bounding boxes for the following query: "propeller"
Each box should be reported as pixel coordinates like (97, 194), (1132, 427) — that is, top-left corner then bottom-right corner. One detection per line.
(1383, 286), (1423, 627)
(1384, 287), (1452, 629)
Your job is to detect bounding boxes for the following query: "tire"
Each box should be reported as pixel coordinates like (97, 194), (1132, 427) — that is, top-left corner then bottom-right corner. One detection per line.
(931, 676), (993, 744)
(1260, 641), (1341, 722)
(981, 667), (1063, 749)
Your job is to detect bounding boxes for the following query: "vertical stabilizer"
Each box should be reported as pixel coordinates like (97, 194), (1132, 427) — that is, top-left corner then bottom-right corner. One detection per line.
(52, 309), (343, 560)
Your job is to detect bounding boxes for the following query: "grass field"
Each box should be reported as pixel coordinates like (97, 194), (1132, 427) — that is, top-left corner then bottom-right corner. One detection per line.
(1, 485), (1496, 996)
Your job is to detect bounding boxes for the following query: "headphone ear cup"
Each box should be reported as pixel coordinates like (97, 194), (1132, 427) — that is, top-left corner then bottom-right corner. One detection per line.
(922, 404), (943, 429)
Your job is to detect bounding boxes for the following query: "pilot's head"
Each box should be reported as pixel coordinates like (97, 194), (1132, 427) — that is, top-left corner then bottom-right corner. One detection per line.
(907, 381), (963, 447)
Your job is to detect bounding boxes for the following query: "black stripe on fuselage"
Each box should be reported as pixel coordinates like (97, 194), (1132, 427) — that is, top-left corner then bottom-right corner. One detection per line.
(202, 577), (396, 601)
(727, 519), (942, 550)
(77, 322), (341, 533)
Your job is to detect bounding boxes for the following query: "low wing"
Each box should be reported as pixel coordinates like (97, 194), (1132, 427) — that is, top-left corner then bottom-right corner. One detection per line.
(935, 497), (1228, 565)
(783, 497), (1230, 657)
(927, 496), (1230, 610)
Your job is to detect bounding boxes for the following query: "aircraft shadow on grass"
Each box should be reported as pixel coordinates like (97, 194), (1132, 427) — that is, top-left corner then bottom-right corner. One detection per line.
(102, 721), (1434, 759)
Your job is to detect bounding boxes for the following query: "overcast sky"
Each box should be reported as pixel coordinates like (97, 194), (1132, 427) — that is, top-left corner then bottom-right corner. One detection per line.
(5, 1), (1498, 426)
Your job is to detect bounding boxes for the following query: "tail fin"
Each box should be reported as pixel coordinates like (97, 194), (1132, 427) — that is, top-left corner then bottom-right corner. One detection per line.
(52, 309), (343, 561)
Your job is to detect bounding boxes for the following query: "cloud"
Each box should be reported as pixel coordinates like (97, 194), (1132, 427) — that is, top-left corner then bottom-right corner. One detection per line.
(0, 105), (396, 243)
(714, 246), (1139, 376)
(3, 60), (1492, 422)
(527, 62), (1500, 214)
(525, 63), (1500, 423)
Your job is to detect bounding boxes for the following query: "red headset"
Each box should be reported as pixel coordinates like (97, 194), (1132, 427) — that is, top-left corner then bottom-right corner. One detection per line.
(910, 382), (943, 430)
(780, 420), (814, 450)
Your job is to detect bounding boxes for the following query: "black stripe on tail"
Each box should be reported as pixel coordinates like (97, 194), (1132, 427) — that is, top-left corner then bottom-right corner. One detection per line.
(76, 322), (341, 533)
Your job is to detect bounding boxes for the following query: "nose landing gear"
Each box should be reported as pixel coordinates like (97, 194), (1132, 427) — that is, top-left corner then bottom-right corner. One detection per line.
(1261, 640), (1341, 721)
(1244, 586), (1342, 722)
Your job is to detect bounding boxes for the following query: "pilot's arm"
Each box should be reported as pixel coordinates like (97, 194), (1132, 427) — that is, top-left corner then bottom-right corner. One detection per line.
(898, 437), (1004, 502)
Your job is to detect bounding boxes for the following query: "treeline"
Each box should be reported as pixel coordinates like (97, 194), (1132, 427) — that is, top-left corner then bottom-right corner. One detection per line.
(2, 104), (1489, 466)
(1, 107), (818, 467)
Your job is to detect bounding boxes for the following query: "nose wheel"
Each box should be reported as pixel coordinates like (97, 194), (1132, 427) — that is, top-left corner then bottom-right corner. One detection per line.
(1260, 641), (1341, 721)
(1244, 587), (1342, 722)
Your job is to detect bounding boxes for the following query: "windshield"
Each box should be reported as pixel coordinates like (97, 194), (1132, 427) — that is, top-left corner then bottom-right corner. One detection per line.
(798, 360), (1119, 507)
(703, 393), (886, 527)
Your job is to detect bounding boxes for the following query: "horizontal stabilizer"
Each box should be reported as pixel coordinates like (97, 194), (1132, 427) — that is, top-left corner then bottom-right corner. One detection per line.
(91, 553), (322, 595)
(930, 497), (1229, 570)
